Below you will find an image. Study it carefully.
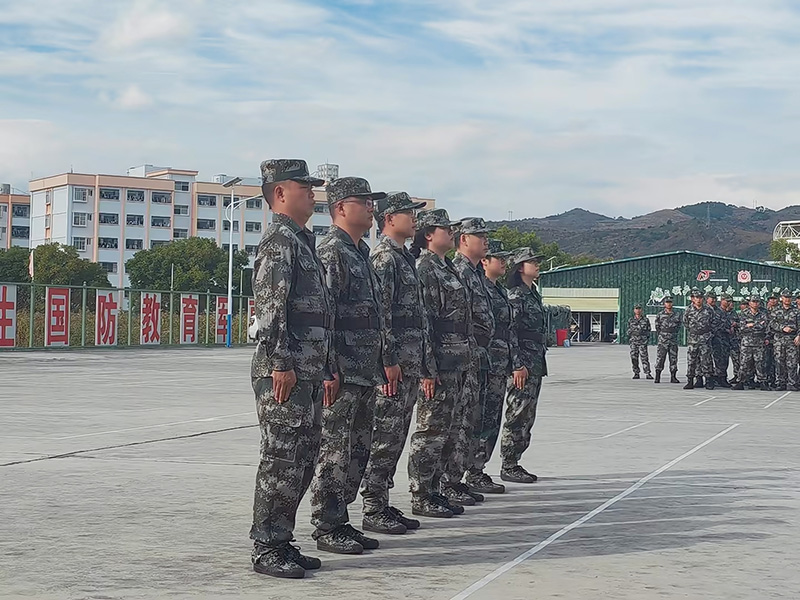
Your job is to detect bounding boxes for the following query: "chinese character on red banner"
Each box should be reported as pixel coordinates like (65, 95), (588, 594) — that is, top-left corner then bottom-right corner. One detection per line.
(248, 298), (255, 320)
(0, 284), (17, 348)
(95, 290), (119, 347)
(180, 294), (198, 344)
(46, 287), (70, 347)
(215, 296), (229, 344)
(247, 297), (256, 344)
(140, 292), (162, 345)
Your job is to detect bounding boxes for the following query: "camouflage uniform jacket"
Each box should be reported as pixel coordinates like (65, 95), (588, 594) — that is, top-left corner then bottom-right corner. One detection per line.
(627, 316), (651, 344)
(737, 308), (769, 347)
(452, 252), (495, 370)
(486, 277), (520, 375)
(683, 304), (714, 344)
(318, 225), (386, 387)
(370, 235), (436, 379)
(417, 249), (473, 373)
(251, 212), (336, 382)
(655, 309), (681, 343)
(508, 283), (548, 378)
(769, 306), (800, 339)
(709, 305), (728, 337)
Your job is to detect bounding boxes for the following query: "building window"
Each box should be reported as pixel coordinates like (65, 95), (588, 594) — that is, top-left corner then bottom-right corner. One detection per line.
(174, 204), (189, 215)
(99, 262), (118, 273)
(152, 192), (172, 204)
(44, 215), (51, 229)
(99, 213), (119, 225)
(222, 243), (239, 252)
(45, 190), (52, 205)
(246, 197), (262, 209)
(173, 228), (188, 239)
(197, 218), (216, 230)
(100, 188), (120, 201)
(174, 181), (190, 192)
(98, 237), (119, 249)
(245, 221), (262, 233)
(73, 212), (89, 227)
(313, 226), (329, 236)
(151, 240), (170, 249)
(126, 214), (144, 226)
(222, 220), (239, 232)
(72, 237), (87, 251)
(197, 194), (217, 207)
(126, 238), (143, 250)
(13, 225), (31, 239)
(127, 190), (145, 202)
(245, 244), (258, 256)
(151, 216), (171, 228)
(12, 204), (29, 218)
(73, 187), (93, 202)
(314, 203), (326, 214)
(223, 196), (240, 208)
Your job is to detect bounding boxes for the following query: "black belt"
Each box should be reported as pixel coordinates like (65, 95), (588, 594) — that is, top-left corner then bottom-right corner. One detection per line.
(336, 315), (380, 331)
(475, 333), (491, 348)
(288, 312), (333, 329)
(519, 330), (545, 343)
(434, 321), (473, 336)
(392, 315), (423, 330)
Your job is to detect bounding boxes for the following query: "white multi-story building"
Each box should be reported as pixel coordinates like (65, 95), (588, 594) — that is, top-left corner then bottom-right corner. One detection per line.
(29, 165), (435, 289)
(0, 185), (31, 250)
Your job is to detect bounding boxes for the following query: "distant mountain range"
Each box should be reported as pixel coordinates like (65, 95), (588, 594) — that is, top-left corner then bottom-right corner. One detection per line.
(490, 202), (800, 261)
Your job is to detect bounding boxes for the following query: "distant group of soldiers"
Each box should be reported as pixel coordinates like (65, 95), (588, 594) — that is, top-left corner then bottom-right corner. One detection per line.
(627, 288), (800, 391)
(248, 159), (548, 579)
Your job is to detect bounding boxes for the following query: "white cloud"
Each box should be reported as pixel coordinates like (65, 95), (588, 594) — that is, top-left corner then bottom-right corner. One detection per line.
(113, 85), (154, 110)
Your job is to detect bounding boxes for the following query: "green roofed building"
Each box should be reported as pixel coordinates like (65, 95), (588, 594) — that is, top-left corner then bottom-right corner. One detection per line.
(539, 250), (800, 346)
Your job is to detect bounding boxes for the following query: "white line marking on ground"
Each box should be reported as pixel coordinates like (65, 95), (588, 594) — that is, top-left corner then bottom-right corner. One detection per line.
(764, 391), (792, 410)
(693, 396), (716, 406)
(449, 423), (740, 600)
(54, 412), (253, 440)
(539, 421), (651, 445)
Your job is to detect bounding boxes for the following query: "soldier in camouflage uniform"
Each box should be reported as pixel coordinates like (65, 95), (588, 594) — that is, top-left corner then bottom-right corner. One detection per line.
(467, 240), (522, 495)
(500, 248), (548, 484)
(408, 208), (472, 518)
(706, 291), (731, 388)
(733, 295), (769, 390)
(765, 292), (779, 388)
(769, 289), (800, 391)
(250, 159), (336, 579)
(728, 299), (746, 384)
(682, 288), (715, 390)
(360, 192), (432, 535)
(627, 304), (652, 379)
(310, 177), (387, 555)
(443, 217), (496, 507)
(654, 295), (680, 384)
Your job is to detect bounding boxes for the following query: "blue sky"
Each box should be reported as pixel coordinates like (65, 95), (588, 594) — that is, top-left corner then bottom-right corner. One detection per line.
(2, 0), (800, 219)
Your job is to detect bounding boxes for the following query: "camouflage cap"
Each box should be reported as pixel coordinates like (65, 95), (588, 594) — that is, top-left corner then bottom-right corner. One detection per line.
(374, 191), (427, 218)
(326, 176), (386, 206)
(721, 293), (733, 301)
(750, 294), (762, 302)
(704, 290), (717, 299)
(511, 247), (545, 268)
(415, 208), (459, 230)
(781, 288), (792, 298)
(260, 159), (324, 186)
(455, 217), (495, 236)
(689, 288), (703, 298)
(769, 292), (779, 300)
(663, 295), (674, 302)
(634, 303), (643, 309)
(486, 239), (513, 259)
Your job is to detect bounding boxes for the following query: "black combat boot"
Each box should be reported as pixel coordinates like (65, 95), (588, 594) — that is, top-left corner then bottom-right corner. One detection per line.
(632, 373), (640, 379)
(443, 484), (476, 506)
(283, 542), (322, 570)
(732, 382), (744, 390)
(695, 377), (704, 388)
(775, 384), (787, 391)
(683, 378), (694, 389)
(315, 527), (364, 555)
(670, 373), (680, 384)
(716, 376), (731, 388)
(645, 372), (654, 380)
(431, 492), (465, 515)
(252, 543), (307, 579)
(466, 471), (506, 494)
(411, 496), (453, 518)
(455, 481), (484, 502)
(760, 381), (771, 391)
(340, 524), (379, 550)
(705, 378), (715, 390)
(387, 506), (420, 530)
(363, 508), (407, 535)
(654, 370), (662, 383)
(500, 465), (538, 484)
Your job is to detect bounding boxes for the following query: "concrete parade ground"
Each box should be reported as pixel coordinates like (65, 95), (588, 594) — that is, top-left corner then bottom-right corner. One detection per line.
(2, 344), (800, 600)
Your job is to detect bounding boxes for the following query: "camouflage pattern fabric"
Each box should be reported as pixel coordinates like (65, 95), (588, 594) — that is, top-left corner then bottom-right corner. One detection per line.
(442, 353), (483, 487)
(627, 316), (651, 375)
(683, 304), (715, 379)
(326, 176), (386, 205)
(709, 303), (730, 379)
(770, 305), (800, 387)
(501, 375), (543, 467)
(765, 305), (779, 384)
(738, 308), (768, 383)
(655, 308), (681, 374)
(509, 283), (548, 378)
(472, 370), (508, 473)
(310, 383), (376, 534)
(260, 159), (325, 186)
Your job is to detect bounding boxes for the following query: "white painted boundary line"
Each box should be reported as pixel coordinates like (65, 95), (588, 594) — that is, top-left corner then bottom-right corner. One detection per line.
(764, 391), (792, 410)
(55, 412), (253, 440)
(449, 423), (740, 600)
(539, 421), (651, 445)
(693, 396), (716, 407)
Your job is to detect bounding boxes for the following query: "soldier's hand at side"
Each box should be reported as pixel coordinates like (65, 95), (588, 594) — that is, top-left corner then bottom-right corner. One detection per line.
(272, 369), (297, 404)
(513, 367), (528, 390)
(323, 372), (340, 408)
(784, 326), (792, 333)
(795, 336), (800, 347)
(383, 364), (402, 397)
(421, 377), (436, 400)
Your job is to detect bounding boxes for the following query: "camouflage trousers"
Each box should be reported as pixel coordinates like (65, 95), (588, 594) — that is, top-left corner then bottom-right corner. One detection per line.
(408, 370), (466, 498)
(250, 377), (323, 547)
(443, 355), (486, 487)
(655, 341), (679, 374)
(469, 370), (508, 475)
(773, 336), (799, 387)
(500, 374), (543, 468)
(712, 335), (730, 379)
(764, 342), (775, 384)
(310, 383), (375, 535)
(360, 376), (419, 515)
(730, 339), (741, 379)
(629, 343), (651, 375)
(686, 340), (714, 379)
(739, 342), (766, 384)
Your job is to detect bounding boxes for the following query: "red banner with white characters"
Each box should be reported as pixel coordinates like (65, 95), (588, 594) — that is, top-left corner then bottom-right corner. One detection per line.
(140, 292), (162, 345)
(46, 287), (70, 347)
(95, 290), (120, 346)
(215, 296), (229, 344)
(0, 284), (17, 348)
(180, 294), (199, 344)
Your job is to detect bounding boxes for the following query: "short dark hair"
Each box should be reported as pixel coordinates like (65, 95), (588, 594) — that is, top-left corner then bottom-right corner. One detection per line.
(410, 226), (436, 259)
(261, 181), (279, 208)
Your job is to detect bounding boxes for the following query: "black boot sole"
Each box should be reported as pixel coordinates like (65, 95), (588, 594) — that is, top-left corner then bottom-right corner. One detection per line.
(411, 508), (453, 518)
(362, 521), (406, 535)
(316, 542), (363, 555)
(253, 563), (306, 578)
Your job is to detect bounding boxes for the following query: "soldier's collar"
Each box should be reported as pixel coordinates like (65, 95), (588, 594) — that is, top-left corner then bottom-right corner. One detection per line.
(272, 212), (304, 234)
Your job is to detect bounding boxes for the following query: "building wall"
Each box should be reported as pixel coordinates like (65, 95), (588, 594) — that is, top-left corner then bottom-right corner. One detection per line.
(0, 193), (31, 249)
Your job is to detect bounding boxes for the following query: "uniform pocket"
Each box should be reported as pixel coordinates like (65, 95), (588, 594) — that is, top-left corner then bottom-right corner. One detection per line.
(263, 422), (299, 463)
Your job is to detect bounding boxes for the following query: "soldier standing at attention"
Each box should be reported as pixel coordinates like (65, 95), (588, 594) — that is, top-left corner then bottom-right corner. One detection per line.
(706, 291), (731, 388)
(769, 289), (800, 392)
(443, 217), (496, 508)
(360, 192), (432, 535)
(250, 159), (337, 579)
(500, 248), (547, 484)
(733, 295), (770, 390)
(654, 296), (681, 384)
(408, 208), (471, 518)
(310, 177), (386, 555)
(627, 304), (652, 380)
(467, 240), (524, 495)
(683, 288), (715, 390)
(727, 298), (745, 385)
(765, 292), (780, 388)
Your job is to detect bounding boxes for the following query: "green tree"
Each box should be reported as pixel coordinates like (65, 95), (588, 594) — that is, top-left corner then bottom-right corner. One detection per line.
(492, 226), (599, 269)
(125, 237), (249, 293)
(769, 239), (800, 266)
(31, 243), (111, 286)
(0, 246), (32, 283)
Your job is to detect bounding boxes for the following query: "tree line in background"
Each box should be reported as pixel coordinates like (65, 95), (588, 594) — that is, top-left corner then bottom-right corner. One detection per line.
(491, 226), (600, 270)
(770, 239), (800, 267)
